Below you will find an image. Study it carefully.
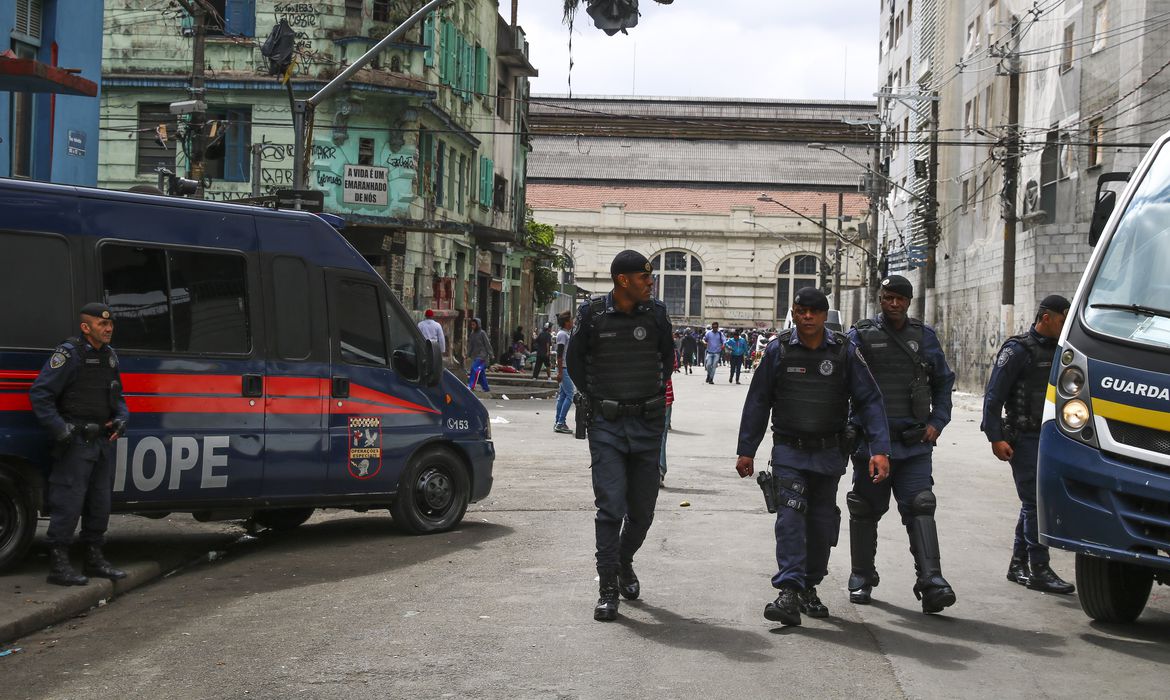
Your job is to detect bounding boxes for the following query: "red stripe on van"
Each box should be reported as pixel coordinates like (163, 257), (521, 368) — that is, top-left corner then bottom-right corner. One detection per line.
(349, 383), (440, 414)
(0, 394), (31, 411)
(127, 396), (263, 414)
(122, 373), (243, 395)
(0, 370), (39, 379)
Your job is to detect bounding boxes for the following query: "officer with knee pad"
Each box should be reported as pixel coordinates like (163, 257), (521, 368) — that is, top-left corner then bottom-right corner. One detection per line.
(567, 250), (675, 622)
(736, 287), (890, 627)
(29, 302), (129, 586)
(845, 275), (958, 614)
(982, 295), (1075, 595)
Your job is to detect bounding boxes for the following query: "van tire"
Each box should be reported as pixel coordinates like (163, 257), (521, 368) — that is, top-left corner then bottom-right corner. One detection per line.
(1076, 553), (1154, 623)
(390, 447), (469, 534)
(253, 508), (315, 532)
(0, 471), (37, 572)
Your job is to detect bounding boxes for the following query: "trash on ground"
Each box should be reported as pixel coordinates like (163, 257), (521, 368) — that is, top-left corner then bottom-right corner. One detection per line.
(490, 416), (510, 424)
(0, 648), (22, 658)
(680, 500), (691, 507)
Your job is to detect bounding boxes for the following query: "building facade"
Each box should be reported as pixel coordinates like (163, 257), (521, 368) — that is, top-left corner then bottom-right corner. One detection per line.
(97, 0), (536, 361)
(527, 96), (876, 332)
(1, 0), (103, 183)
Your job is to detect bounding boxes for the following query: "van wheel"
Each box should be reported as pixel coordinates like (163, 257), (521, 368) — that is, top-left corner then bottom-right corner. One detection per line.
(253, 508), (315, 532)
(1076, 553), (1154, 623)
(0, 472), (37, 572)
(390, 448), (469, 534)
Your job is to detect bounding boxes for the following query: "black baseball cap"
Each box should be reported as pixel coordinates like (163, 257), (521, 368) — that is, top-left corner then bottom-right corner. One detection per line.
(610, 250), (652, 275)
(880, 274), (914, 298)
(793, 287), (829, 312)
(1039, 294), (1071, 314)
(79, 302), (112, 319)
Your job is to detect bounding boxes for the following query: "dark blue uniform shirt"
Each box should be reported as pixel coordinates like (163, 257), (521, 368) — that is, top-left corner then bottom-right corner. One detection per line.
(29, 338), (129, 438)
(981, 325), (1054, 442)
(738, 330), (891, 474)
(565, 292), (675, 394)
(847, 315), (956, 458)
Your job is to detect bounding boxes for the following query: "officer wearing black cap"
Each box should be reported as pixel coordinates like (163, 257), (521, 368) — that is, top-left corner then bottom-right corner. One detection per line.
(567, 249), (674, 621)
(736, 287), (891, 627)
(982, 294), (1074, 594)
(845, 275), (958, 614)
(29, 302), (129, 586)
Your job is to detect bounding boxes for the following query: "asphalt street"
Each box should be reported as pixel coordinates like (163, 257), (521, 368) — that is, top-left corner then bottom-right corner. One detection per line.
(2, 365), (1169, 699)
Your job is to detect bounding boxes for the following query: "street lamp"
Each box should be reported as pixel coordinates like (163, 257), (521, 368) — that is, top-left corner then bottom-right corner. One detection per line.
(742, 219), (805, 249)
(755, 195), (871, 259)
(806, 142), (925, 204)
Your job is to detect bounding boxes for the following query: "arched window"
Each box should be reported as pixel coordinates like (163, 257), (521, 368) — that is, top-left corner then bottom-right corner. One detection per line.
(651, 250), (703, 318)
(776, 254), (821, 318)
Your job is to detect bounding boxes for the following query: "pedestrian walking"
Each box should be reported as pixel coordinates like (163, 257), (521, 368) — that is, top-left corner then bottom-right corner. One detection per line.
(680, 329), (698, 374)
(467, 317), (493, 392)
(417, 309), (446, 354)
(532, 323), (553, 379)
(567, 250), (674, 622)
(553, 312), (575, 434)
(735, 287), (890, 627)
(982, 294), (1075, 595)
(659, 354), (677, 487)
(28, 302), (129, 587)
(703, 322), (724, 384)
(845, 275), (958, 614)
(727, 329), (749, 384)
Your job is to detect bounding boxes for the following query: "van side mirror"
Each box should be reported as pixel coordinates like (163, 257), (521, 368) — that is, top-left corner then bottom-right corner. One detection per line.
(1089, 172), (1131, 246)
(426, 338), (443, 386)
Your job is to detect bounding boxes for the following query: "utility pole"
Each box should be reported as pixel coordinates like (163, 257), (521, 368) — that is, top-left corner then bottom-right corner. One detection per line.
(1001, 15), (1022, 333)
(820, 202), (829, 294)
(834, 192), (844, 305)
(924, 90), (940, 322)
(869, 103), (884, 319)
(174, 0), (208, 198)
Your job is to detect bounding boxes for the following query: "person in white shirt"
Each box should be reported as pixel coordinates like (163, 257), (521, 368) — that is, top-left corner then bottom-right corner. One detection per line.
(553, 312), (574, 434)
(417, 309), (446, 354)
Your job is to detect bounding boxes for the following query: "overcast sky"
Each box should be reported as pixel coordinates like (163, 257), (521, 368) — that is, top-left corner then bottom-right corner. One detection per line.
(515, 1), (879, 100)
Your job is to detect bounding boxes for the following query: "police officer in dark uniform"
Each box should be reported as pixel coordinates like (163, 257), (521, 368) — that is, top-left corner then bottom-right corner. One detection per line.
(982, 294), (1074, 594)
(567, 250), (674, 622)
(29, 302), (129, 586)
(736, 287), (891, 627)
(845, 275), (958, 614)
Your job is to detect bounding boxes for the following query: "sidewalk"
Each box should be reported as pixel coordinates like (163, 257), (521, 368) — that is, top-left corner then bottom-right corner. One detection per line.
(1, 516), (244, 645)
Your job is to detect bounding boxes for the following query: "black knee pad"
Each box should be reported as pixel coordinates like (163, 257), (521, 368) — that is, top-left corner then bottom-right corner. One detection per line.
(846, 491), (872, 518)
(911, 490), (937, 516)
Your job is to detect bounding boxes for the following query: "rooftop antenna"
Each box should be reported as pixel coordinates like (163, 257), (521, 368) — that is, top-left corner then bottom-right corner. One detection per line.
(631, 41), (637, 95)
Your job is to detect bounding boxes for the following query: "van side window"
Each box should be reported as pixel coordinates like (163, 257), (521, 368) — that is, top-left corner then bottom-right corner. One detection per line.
(0, 232), (73, 348)
(336, 281), (388, 365)
(384, 296), (421, 381)
(101, 244), (251, 354)
(272, 256), (312, 360)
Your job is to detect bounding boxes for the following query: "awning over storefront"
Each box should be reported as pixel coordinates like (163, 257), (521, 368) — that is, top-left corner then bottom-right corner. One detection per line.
(0, 56), (97, 96)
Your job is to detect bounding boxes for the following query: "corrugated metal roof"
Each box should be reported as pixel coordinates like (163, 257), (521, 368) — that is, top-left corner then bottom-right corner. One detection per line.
(529, 94), (878, 122)
(529, 136), (871, 187)
(528, 183), (870, 217)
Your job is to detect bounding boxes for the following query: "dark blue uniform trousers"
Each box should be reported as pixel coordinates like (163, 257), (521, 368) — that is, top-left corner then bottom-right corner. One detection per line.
(46, 438), (115, 548)
(771, 464), (842, 591)
(850, 451), (935, 529)
(1008, 433), (1048, 565)
(590, 417), (663, 569)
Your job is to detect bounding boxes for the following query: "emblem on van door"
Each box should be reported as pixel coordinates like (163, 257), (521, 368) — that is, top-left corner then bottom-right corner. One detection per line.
(349, 416), (382, 479)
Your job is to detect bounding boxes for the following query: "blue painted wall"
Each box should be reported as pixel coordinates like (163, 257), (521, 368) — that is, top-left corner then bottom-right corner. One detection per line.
(0, 0), (104, 184)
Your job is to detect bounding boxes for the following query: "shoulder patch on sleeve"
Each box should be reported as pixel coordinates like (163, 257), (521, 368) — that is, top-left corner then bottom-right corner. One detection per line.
(996, 346), (1014, 367)
(49, 352), (68, 369)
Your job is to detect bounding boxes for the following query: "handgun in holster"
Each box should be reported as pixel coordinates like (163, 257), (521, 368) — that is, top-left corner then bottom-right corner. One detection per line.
(757, 470), (777, 513)
(573, 393), (592, 440)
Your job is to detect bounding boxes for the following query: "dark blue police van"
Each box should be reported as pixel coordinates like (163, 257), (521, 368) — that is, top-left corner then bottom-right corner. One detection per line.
(0, 178), (494, 571)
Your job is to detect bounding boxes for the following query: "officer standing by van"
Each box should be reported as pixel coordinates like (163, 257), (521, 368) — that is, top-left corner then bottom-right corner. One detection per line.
(736, 287), (890, 627)
(982, 295), (1075, 595)
(845, 275), (957, 614)
(28, 302), (129, 586)
(567, 250), (674, 622)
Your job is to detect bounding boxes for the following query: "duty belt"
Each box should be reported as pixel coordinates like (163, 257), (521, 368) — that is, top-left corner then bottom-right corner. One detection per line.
(592, 395), (666, 420)
(71, 422), (104, 442)
(772, 432), (844, 451)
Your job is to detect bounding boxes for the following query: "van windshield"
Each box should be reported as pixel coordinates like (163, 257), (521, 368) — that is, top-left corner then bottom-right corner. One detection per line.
(1083, 142), (1170, 351)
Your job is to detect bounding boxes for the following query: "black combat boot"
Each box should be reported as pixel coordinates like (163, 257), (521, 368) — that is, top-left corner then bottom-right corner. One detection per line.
(908, 492), (956, 614)
(47, 547), (88, 587)
(83, 545), (127, 581)
(764, 587), (802, 626)
(1026, 563), (1075, 594)
(799, 587), (829, 618)
(847, 493), (880, 605)
(1006, 556), (1030, 586)
(594, 567), (620, 621)
(618, 561), (640, 600)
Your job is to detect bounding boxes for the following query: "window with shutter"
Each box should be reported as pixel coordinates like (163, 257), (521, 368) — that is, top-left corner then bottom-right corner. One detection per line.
(475, 46), (488, 95)
(422, 13), (435, 67)
(14, 0), (43, 42)
(224, 0), (256, 37)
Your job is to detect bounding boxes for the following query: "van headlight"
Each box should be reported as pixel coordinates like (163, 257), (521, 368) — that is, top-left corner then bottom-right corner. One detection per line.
(1059, 366), (1085, 397)
(1061, 399), (1091, 431)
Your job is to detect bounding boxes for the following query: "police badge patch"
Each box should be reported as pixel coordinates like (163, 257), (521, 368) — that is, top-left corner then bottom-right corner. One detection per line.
(908, 340), (920, 352)
(997, 347), (1013, 367)
(819, 360), (835, 376)
(49, 352), (67, 369)
(109, 356), (117, 368)
(633, 326), (647, 340)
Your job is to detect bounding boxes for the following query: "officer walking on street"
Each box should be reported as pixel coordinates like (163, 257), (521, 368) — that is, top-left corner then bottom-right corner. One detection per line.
(29, 302), (129, 586)
(567, 250), (674, 622)
(845, 275), (958, 614)
(736, 287), (890, 627)
(982, 295), (1075, 594)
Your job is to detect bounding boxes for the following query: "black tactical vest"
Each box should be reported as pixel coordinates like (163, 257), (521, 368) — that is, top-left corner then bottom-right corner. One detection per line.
(854, 318), (925, 420)
(1006, 332), (1053, 431)
(772, 330), (850, 436)
(58, 339), (119, 423)
(585, 299), (664, 402)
